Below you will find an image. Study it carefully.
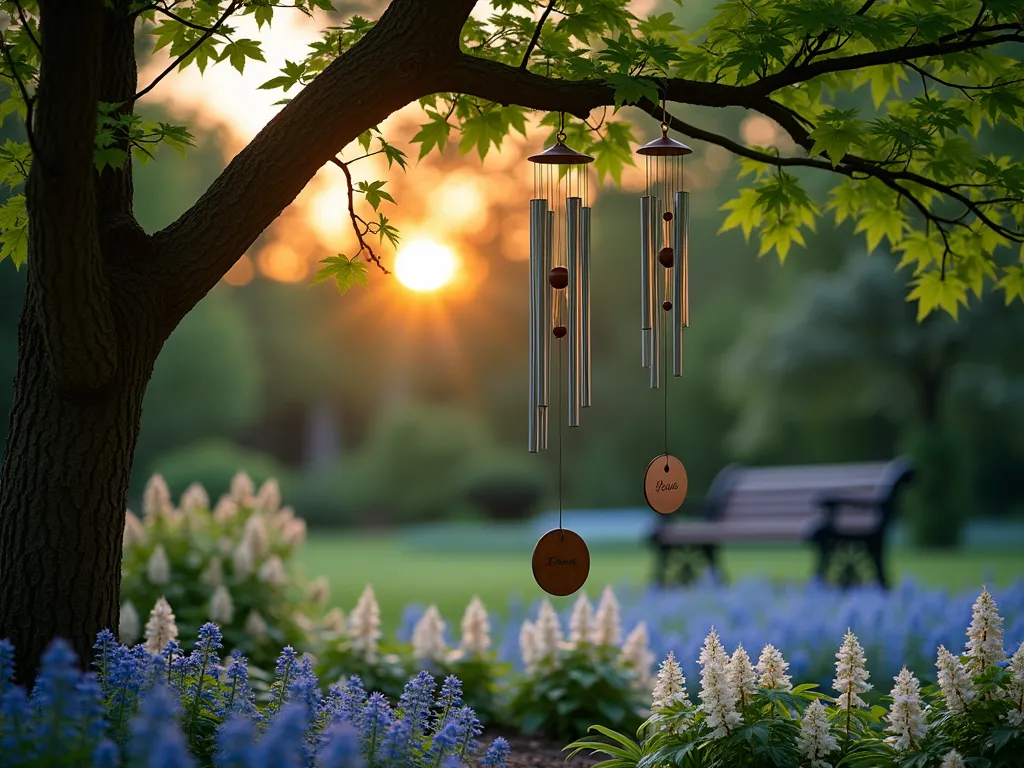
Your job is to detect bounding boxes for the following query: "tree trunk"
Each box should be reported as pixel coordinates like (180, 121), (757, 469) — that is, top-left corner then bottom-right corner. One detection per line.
(0, 281), (155, 684)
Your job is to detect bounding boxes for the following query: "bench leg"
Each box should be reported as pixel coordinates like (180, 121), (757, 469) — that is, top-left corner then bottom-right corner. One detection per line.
(653, 545), (670, 588)
(866, 533), (888, 589)
(814, 536), (833, 583)
(702, 544), (723, 584)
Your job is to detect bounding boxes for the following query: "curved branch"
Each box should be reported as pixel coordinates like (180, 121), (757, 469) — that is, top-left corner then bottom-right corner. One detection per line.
(520, 0), (557, 70)
(329, 157), (388, 274)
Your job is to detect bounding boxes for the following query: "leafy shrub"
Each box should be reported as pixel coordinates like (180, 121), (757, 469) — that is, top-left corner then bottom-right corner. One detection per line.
(569, 587), (1024, 768)
(120, 472), (333, 670)
(0, 626), (512, 768)
(507, 589), (650, 741)
(459, 454), (546, 521)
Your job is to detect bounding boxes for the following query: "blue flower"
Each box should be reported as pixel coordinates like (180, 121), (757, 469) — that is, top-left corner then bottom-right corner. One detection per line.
(215, 715), (256, 768)
(435, 675), (464, 721)
(359, 691), (393, 763)
(30, 639), (86, 757)
(252, 702), (308, 768)
(92, 738), (120, 768)
(128, 684), (194, 768)
(426, 718), (462, 764)
(396, 670), (435, 737)
(317, 721), (365, 768)
(1, 686), (31, 760)
(380, 717), (414, 767)
(224, 651), (257, 720)
(481, 736), (511, 768)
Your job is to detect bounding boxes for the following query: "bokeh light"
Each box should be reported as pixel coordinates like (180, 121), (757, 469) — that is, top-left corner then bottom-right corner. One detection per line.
(394, 239), (458, 292)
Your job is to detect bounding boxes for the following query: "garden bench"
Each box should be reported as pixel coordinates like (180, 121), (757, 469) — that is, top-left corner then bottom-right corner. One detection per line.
(650, 457), (914, 588)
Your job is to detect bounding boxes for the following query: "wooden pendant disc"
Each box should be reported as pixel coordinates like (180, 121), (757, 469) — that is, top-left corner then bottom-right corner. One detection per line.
(531, 528), (590, 597)
(644, 454), (688, 515)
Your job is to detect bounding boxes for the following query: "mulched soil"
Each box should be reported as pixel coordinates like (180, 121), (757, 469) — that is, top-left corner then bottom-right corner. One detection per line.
(482, 729), (606, 768)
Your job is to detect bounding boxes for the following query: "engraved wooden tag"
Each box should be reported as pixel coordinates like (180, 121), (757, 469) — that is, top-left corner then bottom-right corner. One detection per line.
(531, 528), (590, 597)
(644, 454), (688, 515)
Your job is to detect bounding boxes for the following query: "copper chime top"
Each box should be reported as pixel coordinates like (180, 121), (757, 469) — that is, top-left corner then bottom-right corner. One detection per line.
(528, 137), (594, 165)
(636, 134), (693, 157)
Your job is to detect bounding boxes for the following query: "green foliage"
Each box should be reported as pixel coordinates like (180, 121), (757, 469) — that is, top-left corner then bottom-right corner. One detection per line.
(147, 439), (284, 504)
(312, 253), (369, 295)
(901, 423), (969, 548)
(119, 472), (333, 670)
(508, 645), (648, 743)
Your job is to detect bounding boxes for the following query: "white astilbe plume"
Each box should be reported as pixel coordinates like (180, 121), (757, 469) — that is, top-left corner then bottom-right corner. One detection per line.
(179, 482), (210, 514)
(797, 699), (839, 768)
(756, 644), (792, 691)
(698, 627), (741, 738)
(143, 474), (172, 520)
(519, 620), (541, 673)
(591, 586), (622, 646)
(258, 555), (287, 587)
(534, 600), (563, 661)
(244, 609), (268, 639)
(459, 595), (491, 656)
(123, 511), (146, 549)
(213, 497), (238, 524)
(966, 587), (1005, 674)
(412, 605), (448, 663)
(729, 644), (758, 709)
(620, 622), (656, 690)
(209, 585), (235, 625)
(652, 651), (688, 712)
(885, 667), (928, 752)
(833, 629), (872, 712)
(348, 584), (382, 660)
(940, 750), (967, 768)
(322, 607), (346, 634)
(254, 478), (281, 514)
(306, 577), (330, 607)
(282, 518), (306, 548)
(232, 540), (254, 580)
(242, 514), (269, 559)
(936, 645), (974, 714)
(1006, 641), (1024, 726)
(568, 594), (595, 645)
(146, 544), (171, 585)
(144, 597), (179, 654)
(200, 557), (223, 588)
(230, 471), (255, 504)
(119, 601), (140, 646)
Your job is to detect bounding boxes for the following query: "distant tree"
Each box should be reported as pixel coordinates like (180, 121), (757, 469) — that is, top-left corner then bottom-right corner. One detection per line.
(0, 0), (1022, 677)
(724, 254), (1024, 544)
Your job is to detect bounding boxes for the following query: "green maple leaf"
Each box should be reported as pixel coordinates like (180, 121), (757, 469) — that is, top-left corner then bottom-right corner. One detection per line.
(907, 270), (968, 321)
(997, 265), (1024, 306)
(221, 39), (265, 74)
(0, 194), (29, 268)
(411, 113), (452, 159)
(604, 72), (659, 108)
(893, 231), (944, 275)
(809, 109), (863, 166)
(719, 189), (763, 241)
(312, 254), (369, 294)
(356, 180), (394, 211)
(853, 205), (907, 252)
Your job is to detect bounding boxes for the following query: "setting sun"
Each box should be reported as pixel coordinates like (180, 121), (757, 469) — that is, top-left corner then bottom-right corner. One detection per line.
(394, 239), (457, 292)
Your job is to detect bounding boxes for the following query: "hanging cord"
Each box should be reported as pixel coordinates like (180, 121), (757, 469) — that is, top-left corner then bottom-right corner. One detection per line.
(557, 337), (564, 537)
(663, 301), (669, 469)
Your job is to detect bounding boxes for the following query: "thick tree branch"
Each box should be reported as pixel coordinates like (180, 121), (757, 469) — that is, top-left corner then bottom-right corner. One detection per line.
(150, 0), (476, 330)
(28, 0), (117, 392)
(97, 1), (140, 219)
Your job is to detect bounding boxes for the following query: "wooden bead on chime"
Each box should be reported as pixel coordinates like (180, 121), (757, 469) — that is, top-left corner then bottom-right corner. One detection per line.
(663, 300), (673, 311)
(549, 266), (569, 290)
(553, 325), (567, 338)
(663, 211), (673, 221)
(658, 247), (674, 268)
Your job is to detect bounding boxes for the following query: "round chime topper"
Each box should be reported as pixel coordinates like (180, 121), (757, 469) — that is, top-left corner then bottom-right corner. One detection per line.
(644, 454), (688, 515)
(531, 528), (590, 597)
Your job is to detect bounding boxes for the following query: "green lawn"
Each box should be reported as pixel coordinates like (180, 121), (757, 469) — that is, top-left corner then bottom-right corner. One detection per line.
(296, 531), (1023, 628)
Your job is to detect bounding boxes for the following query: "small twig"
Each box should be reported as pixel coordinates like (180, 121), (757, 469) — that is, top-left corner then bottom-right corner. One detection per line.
(519, 0), (557, 70)
(149, 4), (217, 32)
(13, 1), (40, 52)
(329, 156), (388, 274)
(0, 28), (41, 164)
(134, 0), (239, 101)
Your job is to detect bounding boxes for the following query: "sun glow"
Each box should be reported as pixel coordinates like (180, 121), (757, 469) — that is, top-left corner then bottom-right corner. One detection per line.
(394, 239), (457, 292)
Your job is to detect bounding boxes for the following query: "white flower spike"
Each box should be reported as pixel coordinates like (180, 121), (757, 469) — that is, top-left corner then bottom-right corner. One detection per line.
(885, 666), (928, 752)
(728, 644), (758, 710)
(519, 619), (540, 673)
(146, 544), (171, 585)
(756, 644), (792, 691)
(144, 596), (179, 655)
(179, 482), (210, 514)
(591, 586), (622, 646)
(254, 478), (281, 514)
(143, 474), (173, 520)
(244, 609), (268, 639)
(459, 595), (491, 656)
(412, 605), (448, 663)
(940, 750), (967, 768)
(652, 650), (688, 712)
(568, 594), (595, 646)
(123, 511), (146, 549)
(936, 645), (974, 714)
(1007, 641), (1024, 726)
(534, 599), (563, 661)
(119, 601), (140, 646)
(966, 586), (1005, 674)
(698, 627), (741, 739)
(258, 555), (287, 587)
(833, 628), (872, 712)
(200, 557), (223, 588)
(797, 699), (839, 768)
(620, 622), (656, 690)
(209, 584), (235, 625)
(230, 471), (255, 504)
(348, 584), (382, 661)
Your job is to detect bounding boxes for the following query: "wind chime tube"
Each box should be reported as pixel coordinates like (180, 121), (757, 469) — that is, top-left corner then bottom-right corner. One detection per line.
(528, 199), (545, 452)
(566, 196), (582, 427)
(672, 190), (685, 376)
(640, 196), (653, 332)
(650, 197), (661, 389)
(581, 205), (592, 408)
(540, 207), (554, 451)
(680, 190), (690, 329)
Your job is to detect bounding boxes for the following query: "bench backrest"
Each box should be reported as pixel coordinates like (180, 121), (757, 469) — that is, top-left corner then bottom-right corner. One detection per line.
(707, 457), (913, 532)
